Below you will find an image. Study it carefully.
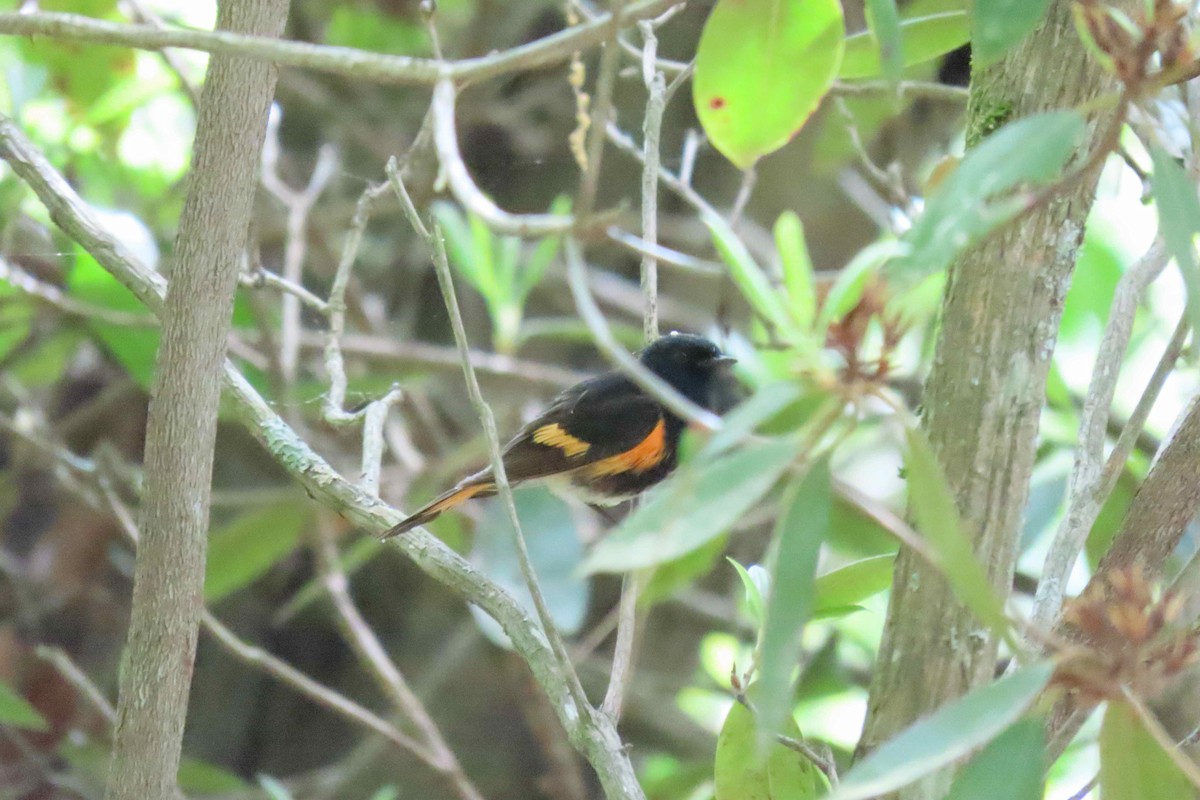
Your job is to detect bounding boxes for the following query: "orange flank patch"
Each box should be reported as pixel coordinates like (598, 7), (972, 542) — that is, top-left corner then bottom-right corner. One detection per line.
(584, 418), (667, 477)
(532, 423), (591, 457)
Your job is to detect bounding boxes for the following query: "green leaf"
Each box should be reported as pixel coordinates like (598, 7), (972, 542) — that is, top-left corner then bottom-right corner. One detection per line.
(728, 557), (768, 628)
(1150, 146), (1200, 345)
(818, 240), (904, 333)
(470, 487), (586, 647)
(945, 718), (1044, 800)
(205, 501), (311, 602)
(864, 0), (905, 85)
(814, 554), (895, 613)
(972, 0), (1051, 66)
(715, 701), (827, 800)
(67, 249), (159, 387)
(839, 11), (968, 80)
(0, 282), (33, 362)
(699, 382), (806, 462)
(1100, 701), (1196, 800)
(756, 459), (830, 744)
(891, 111), (1086, 279)
(177, 756), (248, 793)
(0, 680), (48, 732)
(830, 662), (1055, 800)
(708, 214), (800, 341)
(640, 534), (728, 606)
(774, 212), (818, 331)
(432, 202), (476, 286)
(827, 492), (901, 557)
(904, 427), (1011, 639)
(469, 213), (500, 300)
(582, 438), (797, 574)
(694, 0), (845, 168)
(325, 6), (428, 55)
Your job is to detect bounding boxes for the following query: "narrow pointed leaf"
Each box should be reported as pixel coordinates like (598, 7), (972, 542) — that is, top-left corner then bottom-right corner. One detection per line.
(1100, 701), (1196, 800)
(904, 427), (1010, 638)
(0, 680), (47, 731)
(716, 701), (827, 800)
(708, 214), (800, 341)
(891, 111), (1086, 279)
(945, 718), (1044, 800)
(205, 501), (311, 602)
(864, 0), (904, 85)
(839, 11), (968, 80)
(694, 0), (845, 168)
(814, 553), (896, 612)
(830, 662), (1055, 800)
(1150, 146), (1200, 346)
(581, 438), (796, 574)
(973, 0), (1051, 66)
(774, 211), (818, 331)
(756, 459), (830, 744)
(698, 382), (805, 462)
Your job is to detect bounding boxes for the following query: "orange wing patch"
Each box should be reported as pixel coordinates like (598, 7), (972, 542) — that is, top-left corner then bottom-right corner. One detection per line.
(532, 423), (591, 457)
(583, 418), (667, 477)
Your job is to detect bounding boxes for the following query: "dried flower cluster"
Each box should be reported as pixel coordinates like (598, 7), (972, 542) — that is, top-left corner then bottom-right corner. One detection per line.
(822, 279), (905, 392)
(1054, 565), (1199, 704)
(1075, 0), (1194, 88)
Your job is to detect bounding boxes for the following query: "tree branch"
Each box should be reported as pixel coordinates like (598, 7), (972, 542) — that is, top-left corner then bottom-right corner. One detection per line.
(0, 1), (677, 87)
(0, 82), (647, 800)
(104, 2), (288, 798)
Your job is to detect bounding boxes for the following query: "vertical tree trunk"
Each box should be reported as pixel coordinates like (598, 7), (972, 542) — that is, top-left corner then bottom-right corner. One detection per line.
(858, 2), (1121, 796)
(104, 2), (288, 798)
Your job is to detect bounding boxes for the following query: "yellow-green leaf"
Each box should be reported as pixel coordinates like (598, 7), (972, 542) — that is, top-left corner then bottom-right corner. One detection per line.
(694, 0), (845, 168)
(839, 11), (968, 80)
(1100, 701), (1195, 800)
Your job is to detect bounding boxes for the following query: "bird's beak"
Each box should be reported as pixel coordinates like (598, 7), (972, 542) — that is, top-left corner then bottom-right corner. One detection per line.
(707, 354), (737, 367)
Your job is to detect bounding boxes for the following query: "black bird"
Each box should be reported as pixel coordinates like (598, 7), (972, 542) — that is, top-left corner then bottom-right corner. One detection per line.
(381, 333), (736, 537)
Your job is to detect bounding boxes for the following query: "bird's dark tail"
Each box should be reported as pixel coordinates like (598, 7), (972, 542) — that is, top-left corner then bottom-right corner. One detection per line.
(380, 480), (495, 538)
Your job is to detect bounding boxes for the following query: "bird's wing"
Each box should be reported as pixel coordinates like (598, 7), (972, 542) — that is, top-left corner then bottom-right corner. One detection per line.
(495, 373), (665, 484)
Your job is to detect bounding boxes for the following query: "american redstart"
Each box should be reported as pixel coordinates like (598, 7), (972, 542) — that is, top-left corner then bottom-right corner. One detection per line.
(381, 333), (736, 537)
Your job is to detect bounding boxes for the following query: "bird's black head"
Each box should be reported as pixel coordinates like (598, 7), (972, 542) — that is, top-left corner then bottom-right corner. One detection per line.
(639, 333), (736, 410)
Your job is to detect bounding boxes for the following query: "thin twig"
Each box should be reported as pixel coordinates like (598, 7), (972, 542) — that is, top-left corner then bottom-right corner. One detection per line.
(1121, 690), (1200, 790)
(728, 166), (757, 228)
(300, 330), (586, 387)
(431, 80), (574, 236)
(427, 220), (594, 715)
(601, 570), (643, 721)
(564, 236), (721, 429)
(312, 519), (486, 800)
(637, 18), (665, 341)
(260, 108), (339, 383)
(605, 226), (723, 274)
(323, 179), (391, 427)
(0, 257), (157, 327)
(831, 79), (969, 102)
(575, 0), (626, 222)
(201, 611), (432, 757)
(2, 102), (648, 800)
(19, 403), (437, 772)
(776, 734), (839, 785)
(0, 2), (680, 87)
(1097, 312), (1189, 499)
(1033, 241), (1175, 630)
(121, 0), (201, 105)
(240, 265), (331, 315)
(35, 646), (117, 725)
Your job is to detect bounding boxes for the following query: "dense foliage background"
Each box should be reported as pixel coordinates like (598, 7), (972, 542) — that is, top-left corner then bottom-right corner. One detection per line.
(0, 1), (1198, 799)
